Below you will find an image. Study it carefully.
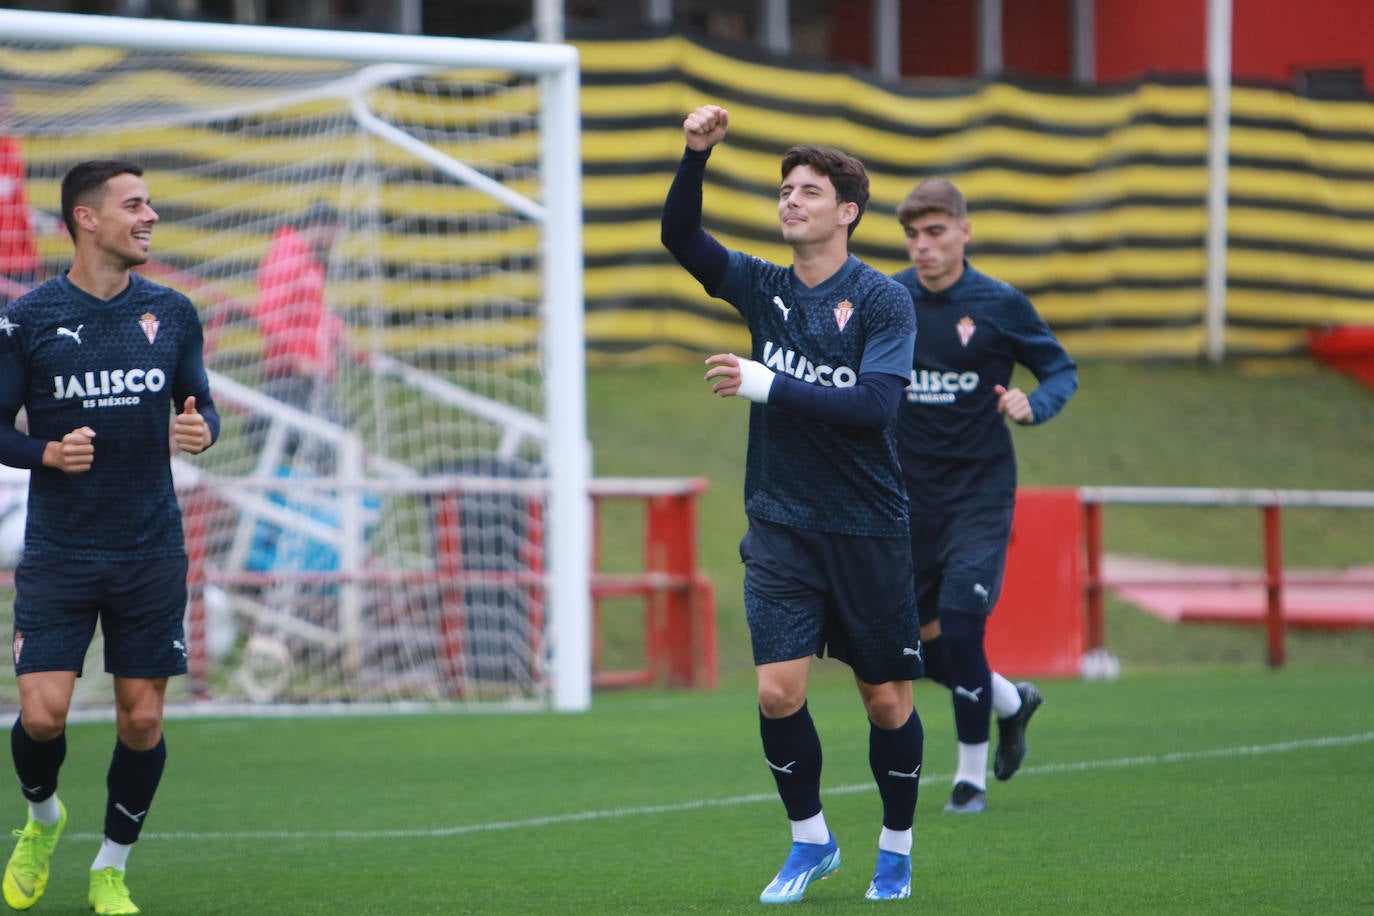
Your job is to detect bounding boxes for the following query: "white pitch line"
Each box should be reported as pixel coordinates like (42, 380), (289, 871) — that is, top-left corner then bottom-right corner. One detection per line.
(70, 730), (1374, 843)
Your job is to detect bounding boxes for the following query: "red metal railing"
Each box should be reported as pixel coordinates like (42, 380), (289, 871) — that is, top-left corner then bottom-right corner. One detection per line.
(1080, 487), (1374, 668)
(179, 475), (716, 699)
(589, 477), (716, 690)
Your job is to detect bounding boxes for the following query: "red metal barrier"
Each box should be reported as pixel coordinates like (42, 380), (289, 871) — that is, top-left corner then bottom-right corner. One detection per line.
(180, 476), (717, 699)
(985, 487), (1086, 678)
(425, 476), (717, 693)
(1309, 325), (1374, 388)
(589, 477), (717, 690)
(1079, 487), (1374, 669)
(182, 486), (212, 697)
(1262, 505), (1284, 667)
(433, 492), (466, 692)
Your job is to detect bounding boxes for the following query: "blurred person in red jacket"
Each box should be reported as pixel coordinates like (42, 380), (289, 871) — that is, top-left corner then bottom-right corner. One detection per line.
(251, 202), (348, 465)
(255, 203), (345, 409)
(0, 92), (43, 305)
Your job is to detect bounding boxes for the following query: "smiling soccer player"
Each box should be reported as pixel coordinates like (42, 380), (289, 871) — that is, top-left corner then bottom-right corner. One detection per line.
(0, 160), (220, 915)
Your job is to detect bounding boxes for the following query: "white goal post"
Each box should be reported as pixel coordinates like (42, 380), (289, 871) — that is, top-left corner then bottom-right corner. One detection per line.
(0, 11), (591, 712)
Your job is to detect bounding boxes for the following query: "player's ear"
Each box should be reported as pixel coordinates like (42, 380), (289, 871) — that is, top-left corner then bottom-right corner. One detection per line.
(838, 200), (859, 227)
(72, 204), (98, 234)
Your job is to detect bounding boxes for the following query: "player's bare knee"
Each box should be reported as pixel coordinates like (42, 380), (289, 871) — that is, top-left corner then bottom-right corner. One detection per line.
(115, 710), (164, 748)
(756, 685), (806, 719)
(19, 709), (68, 742)
(861, 686), (913, 729)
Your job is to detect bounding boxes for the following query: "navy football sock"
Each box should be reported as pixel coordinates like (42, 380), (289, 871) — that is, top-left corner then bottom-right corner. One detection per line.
(943, 612), (993, 744)
(11, 716), (65, 804)
(868, 709), (924, 831)
(104, 737), (166, 845)
(759, 703), (823, 822)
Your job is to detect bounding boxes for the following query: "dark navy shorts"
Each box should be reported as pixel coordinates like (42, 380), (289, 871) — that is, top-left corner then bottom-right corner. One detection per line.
(910, 503), (1014, 626)
(12, 554), (190, 679)
(740, 516), (923, 685)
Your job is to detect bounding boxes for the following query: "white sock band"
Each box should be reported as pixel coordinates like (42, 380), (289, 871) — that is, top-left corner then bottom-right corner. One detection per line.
(879, 826), (912, 855)
(790, 811), (830, 845)
(955, 741), (989, 791)
(992, 673), (1021, 719)
(91, 838), (133, 873)
(28, 795), (60, 827)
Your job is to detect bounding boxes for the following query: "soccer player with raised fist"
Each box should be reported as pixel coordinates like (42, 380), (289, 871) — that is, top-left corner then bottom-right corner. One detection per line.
(664, 104), (925, 904)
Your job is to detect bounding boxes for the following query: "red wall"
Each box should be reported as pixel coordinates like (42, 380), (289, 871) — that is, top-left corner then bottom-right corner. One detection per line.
(1095, 0), (1207, 82)
(1003, 0), (1072, 78)
(828, 0), (873, 72)
(903, 0), (978, 78)
(1232, 0), (1374, 89)
(831, 0), (1374, 92)
(831, 0), (1070, 78)
(830, 0), (978, 79)
(1097, 0), (1374, 91)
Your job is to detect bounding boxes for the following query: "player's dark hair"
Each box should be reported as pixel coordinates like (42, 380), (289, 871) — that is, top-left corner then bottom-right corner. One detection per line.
(896, 177), (967, 225)
(61, 159), (144, 241)
(780, 144), (870, 237)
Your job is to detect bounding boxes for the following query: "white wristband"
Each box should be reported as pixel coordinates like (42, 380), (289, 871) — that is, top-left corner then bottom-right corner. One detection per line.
(736, 358), (776, 403)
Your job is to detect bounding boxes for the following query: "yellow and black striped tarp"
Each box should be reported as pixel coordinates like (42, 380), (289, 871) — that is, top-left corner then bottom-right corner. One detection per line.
(4, 32), (1372, 363)
(576, 35), (1374, 362)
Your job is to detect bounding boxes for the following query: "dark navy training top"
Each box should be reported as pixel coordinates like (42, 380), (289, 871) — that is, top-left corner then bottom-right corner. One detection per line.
(892, 260), (1076, 512)
(0, 273), (220, 560)
(662, 146), (916, 537)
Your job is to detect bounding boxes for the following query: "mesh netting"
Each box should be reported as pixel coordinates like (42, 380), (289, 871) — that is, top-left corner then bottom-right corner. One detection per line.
(0, 39), (564, 710)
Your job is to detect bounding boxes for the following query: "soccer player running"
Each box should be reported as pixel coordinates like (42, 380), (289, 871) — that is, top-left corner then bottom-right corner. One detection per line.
(0, 160), (220, 914)
(662, 105), (925, 904)
(891, 177), (1077, 814)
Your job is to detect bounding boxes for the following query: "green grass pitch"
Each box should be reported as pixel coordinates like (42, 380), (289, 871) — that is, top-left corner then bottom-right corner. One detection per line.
(19, 662), (1372, 914)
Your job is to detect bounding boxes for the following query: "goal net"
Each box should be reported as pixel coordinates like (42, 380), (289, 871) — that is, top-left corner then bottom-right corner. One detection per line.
(0, 11), (590, 713)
